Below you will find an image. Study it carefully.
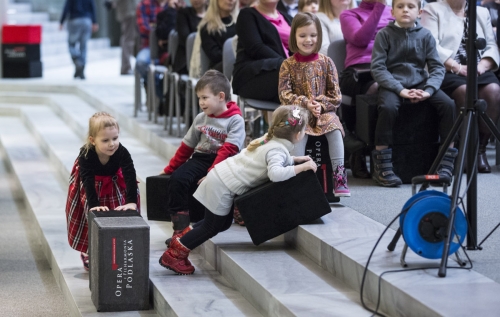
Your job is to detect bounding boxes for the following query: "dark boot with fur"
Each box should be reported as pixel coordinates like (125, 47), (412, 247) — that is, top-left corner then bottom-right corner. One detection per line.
(371, 148), (402, 187)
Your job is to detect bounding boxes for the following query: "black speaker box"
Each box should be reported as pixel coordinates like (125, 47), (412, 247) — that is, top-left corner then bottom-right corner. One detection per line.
(146, 175), (205, 222)
(355, 94), (439, 146)
(88, 210), (141, 291)
(306, 135), (340, 203)
(90, 216), (150, 312)
(2, 60), (42, 78)
(234, 170), (331, 246)
(2, 44), (40, 62)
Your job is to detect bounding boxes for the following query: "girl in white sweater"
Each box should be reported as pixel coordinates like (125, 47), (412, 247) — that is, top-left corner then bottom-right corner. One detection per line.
(159, 105), (317, 275)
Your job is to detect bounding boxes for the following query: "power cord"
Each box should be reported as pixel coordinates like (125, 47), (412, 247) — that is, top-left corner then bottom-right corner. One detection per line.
(359, 203), (474, 316)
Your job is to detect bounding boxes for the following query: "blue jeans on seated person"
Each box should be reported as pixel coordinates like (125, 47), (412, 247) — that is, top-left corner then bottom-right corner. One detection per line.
(67, 17), (92, 67)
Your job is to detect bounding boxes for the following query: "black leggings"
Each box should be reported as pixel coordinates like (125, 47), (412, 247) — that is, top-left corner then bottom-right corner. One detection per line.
(180, 208), (234, 250)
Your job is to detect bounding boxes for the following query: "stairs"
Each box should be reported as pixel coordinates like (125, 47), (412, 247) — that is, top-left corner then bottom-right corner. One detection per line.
(0, 65), (500, 316)
(5, 0), (120, 69)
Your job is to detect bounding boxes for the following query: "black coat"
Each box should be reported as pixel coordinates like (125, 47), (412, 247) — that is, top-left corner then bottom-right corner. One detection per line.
(232, 7), (292, 94)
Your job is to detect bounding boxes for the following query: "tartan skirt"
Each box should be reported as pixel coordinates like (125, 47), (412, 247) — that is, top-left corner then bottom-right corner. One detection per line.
(65, 158), (141, 253)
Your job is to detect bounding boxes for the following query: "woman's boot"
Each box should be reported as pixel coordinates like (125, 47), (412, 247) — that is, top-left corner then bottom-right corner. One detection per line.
(165, 211), (190, 246)
(371, 148), (402, 187)
(159, 237), (195, 275)
(478, 134), (491, 173)
(349, 149), (370, 179)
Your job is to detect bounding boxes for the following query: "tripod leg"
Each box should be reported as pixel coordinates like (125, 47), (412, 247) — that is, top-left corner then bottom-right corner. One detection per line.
(439, 112), (473, 277)
(420, 111), (464, 191)
(454, 249), (467, 267)
(387, 228), (402, 251)
(478, 110), (500, 143)
(400, 243), (408, 268)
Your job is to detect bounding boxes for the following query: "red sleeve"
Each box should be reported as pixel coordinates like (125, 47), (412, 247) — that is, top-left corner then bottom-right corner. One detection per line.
(208, 143), (239, 172)
(164, 142), (195, 174)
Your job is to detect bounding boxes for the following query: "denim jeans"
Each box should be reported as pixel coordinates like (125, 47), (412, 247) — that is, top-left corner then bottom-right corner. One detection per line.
(67, 17), (92, 67)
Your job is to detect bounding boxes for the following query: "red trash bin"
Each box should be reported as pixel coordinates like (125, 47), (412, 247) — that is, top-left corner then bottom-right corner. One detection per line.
(2, 25), (42, 78)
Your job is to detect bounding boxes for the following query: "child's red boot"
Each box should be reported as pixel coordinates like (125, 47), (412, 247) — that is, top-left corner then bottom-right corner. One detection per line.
(159, 237), (195, 275)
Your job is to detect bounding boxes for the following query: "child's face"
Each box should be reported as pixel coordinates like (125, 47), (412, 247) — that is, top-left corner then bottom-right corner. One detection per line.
(295, 23), (318, 56)
(91, 126), (120, 158)
(391, 0), (421, 28)
(301, 2), (318, 13)
(197, 87), (228, 117)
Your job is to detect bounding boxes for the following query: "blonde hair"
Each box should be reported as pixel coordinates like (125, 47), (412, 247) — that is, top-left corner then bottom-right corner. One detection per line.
(198, 0), (239, 35)
(247, 106), (309, 151)
(318, 0), (355, 20)
(82, 112), (120, 157)
(289, 12), (323, 54)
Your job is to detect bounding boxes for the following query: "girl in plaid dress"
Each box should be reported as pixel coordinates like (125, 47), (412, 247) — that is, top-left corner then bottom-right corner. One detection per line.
(65, 112), (140, 271)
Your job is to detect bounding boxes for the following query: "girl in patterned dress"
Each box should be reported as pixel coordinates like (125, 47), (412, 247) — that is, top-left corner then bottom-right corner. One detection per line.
(65, 112), (140, 271)
(278, 11), (349, 197)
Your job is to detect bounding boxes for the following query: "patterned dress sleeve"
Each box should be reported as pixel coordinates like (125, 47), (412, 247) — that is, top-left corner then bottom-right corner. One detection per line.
(314, 56), (341, 113)
(278, 58), (309, 108)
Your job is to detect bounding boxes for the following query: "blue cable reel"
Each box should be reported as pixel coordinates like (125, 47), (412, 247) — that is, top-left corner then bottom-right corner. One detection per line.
(400, 190), (468, 259)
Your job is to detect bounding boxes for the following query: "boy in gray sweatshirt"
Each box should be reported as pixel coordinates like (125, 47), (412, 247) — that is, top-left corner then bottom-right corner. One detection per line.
(370, 0), (457, 187)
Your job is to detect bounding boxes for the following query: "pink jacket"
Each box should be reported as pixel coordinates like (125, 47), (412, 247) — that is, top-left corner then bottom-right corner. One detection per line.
(339, 1), (393, 68)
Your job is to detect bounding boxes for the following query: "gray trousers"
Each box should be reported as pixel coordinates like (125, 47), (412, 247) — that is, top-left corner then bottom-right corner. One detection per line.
(120, 15), (136, 74)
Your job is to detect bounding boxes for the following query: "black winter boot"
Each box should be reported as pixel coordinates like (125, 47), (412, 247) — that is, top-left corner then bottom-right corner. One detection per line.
(371, 148), (402, 187)
(165, 211), (190, 246)
(436, 147), (458, 185)
(342, 122), (365, 154)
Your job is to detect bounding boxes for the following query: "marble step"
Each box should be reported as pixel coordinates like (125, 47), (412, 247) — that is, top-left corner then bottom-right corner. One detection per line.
(7, 11), (49, 23)
(42, 46), (121, 69)
(0, 91), (179, 165)
(0, 117), (158, 317)
(6, 2), (32, 13)
(3, 103), (380, 316)
(0, 109), (262, 317)
(41, 38), (111, 56)
(3, 82), (500, 316)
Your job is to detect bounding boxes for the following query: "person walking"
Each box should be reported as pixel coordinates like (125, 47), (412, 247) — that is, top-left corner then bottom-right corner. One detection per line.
(60, 0), (99, 79)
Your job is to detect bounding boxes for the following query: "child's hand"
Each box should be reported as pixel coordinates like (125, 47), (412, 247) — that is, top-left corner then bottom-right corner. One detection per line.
(307, 100), (321, 118)
(413, 90), (430, 102)
(115, 203), (137, 211)
(399, 89), (416, 100)
(293, 155), (312, 164)
(295, 160), (317, 174)
(90, 206), (110, 212)
(160, 170), (166, 175)
(197, 176), (206, 185)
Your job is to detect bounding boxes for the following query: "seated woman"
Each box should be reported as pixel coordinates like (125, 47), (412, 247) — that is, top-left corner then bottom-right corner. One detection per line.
(232, 0), (292, 104)
(316, 0), (356, 55)
(338, 0), (393, 178)
(421, 0), (500, 173)
(199, 0), (238, 72)
(173, 0), (207, 74)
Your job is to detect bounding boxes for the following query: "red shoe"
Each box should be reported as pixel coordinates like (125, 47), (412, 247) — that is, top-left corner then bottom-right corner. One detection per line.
(159, 238), (195, 275)
(80, 252), (89, 271)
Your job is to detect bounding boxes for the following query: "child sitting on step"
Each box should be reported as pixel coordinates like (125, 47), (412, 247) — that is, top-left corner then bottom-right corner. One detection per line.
(160, 70), (245, 244)
(159, 106), (317, 275)
(370, 0), (457, 187)
(278, 12), (349, 197)
(65, 112), (140, 271)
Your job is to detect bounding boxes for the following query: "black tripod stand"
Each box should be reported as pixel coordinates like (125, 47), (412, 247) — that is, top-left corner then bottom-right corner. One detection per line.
(388, 0), (500, 277)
